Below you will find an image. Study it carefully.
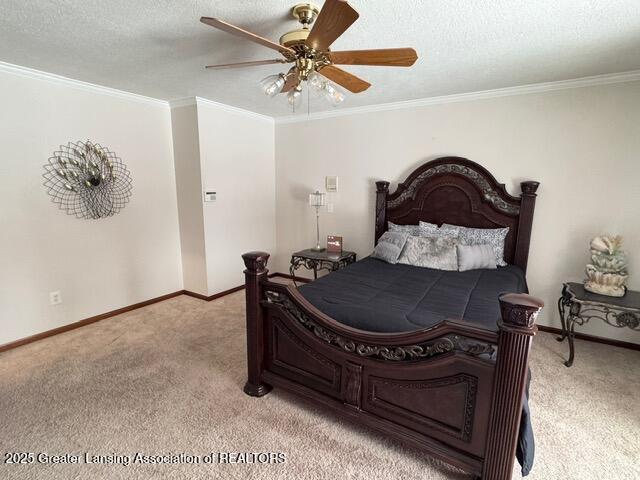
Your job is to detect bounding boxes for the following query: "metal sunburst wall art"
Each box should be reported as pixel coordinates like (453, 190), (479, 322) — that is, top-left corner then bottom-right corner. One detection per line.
(43, 140), (132, 219)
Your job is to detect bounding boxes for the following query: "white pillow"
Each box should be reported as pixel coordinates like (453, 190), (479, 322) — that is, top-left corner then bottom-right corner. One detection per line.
(457, 244), (497, 271)
(440, 224), (509, 266)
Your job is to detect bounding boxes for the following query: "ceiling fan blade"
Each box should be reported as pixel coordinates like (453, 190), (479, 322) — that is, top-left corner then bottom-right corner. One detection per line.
(205, 59), (287, 70)
(200, 17), (295, 56)
(281, 68), (299, 93)
(306, 0), (359, 51)
(318, 65), (370, 93)
(329, 48), (418, 67)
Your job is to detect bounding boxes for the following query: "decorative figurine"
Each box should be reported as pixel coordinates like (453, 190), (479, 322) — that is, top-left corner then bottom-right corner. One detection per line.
(584, 235), (628, 297)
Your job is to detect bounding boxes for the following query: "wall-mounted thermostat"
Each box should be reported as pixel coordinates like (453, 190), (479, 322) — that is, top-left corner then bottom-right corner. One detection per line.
(325, 176), (338, 193)
(204, 191), (217, 202)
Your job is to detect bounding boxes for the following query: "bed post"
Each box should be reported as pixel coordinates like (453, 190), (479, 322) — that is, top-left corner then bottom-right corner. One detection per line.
(513, 181), (540, 273)
(375, 181), (390, 245)
(483, 293), (543, 480)
(241, 251), (272, 397)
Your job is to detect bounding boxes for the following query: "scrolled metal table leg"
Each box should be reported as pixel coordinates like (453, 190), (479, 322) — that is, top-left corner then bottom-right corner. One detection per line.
(289, 258), (299, 287)
(564, 315), (576, 367)
(557, 296), (567, 342)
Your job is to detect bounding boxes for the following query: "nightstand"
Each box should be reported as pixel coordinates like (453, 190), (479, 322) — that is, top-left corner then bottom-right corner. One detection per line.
(557, 282), (640, 367)
(289, 249), (356, 281)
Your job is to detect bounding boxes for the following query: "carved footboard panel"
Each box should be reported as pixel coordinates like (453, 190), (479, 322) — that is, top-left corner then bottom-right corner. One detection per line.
(242, 252), (543, 480)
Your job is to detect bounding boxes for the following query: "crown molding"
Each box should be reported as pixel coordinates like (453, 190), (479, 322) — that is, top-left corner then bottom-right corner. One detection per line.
(169, 96), (274, 123)
(195, 96), (273, 123)
(168, 97), (197, 109)
(196, 97), (274, 123)
(275, 70), (640, 124)
(0, 61), (169, 108)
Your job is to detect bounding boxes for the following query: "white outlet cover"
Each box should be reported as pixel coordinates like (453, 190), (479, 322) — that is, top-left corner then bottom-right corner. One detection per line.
(49, 291), (62, 305)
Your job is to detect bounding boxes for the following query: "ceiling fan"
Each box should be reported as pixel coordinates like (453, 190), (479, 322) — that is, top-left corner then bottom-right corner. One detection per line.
(201, 0), (418, 108)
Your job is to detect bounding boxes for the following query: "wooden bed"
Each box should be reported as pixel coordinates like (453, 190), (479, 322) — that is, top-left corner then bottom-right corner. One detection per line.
(241, 157), (543, 480)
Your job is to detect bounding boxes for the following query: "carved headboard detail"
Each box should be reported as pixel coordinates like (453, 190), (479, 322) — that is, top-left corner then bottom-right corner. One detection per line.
(375, 157), (539, 273)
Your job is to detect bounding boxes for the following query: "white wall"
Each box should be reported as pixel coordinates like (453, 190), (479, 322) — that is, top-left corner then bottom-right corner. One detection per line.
(196, 100), (276, 295)
(274, 81), (640, 344)
(0, 68), (183, 346)
(171, 104), (208, 296)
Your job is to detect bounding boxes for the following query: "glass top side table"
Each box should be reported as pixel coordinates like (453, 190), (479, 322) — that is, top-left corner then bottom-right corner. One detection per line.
(557, 282), (640, 367)
(289, 249), (356, 283)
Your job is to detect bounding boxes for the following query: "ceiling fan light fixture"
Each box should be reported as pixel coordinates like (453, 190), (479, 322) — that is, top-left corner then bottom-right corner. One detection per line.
(260, 73), (286, 97)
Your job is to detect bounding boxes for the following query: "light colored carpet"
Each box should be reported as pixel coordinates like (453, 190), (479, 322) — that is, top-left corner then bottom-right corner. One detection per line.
(1, 292), (638, 480)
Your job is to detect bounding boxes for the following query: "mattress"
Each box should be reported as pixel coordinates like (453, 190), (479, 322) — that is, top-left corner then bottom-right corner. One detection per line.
(299, 256), (528, 333)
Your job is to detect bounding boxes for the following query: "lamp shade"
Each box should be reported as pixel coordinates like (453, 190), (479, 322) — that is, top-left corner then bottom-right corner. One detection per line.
(308, 191), (326, 207)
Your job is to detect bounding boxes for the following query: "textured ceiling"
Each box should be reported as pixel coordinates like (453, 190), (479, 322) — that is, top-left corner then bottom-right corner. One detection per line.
(1, 0), (639, 117)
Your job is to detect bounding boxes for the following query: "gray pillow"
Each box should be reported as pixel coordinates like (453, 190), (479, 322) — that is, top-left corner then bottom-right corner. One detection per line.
(372, 231), (409, 264)
(397, 235), (458, 271)
(388, 222), (420, 236)
(457, 244), (497, 271)
(440, 224), (509, 266)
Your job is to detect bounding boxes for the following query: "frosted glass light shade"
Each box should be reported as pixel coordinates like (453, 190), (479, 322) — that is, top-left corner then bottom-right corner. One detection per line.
(287, 87), (303, 108)
(308, 191), (326, 207)
(260, 74), (285, 98)
(308, 71), (326, 94)
(323, 82), (345, 105)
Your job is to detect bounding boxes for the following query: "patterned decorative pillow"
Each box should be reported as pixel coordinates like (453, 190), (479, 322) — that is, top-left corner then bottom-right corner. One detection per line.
(418, 221), (460, 238)
(457, 244), (497, 271)
(397, 235), (458, 271)
(440, 224), (509, 266)
(388, 222), (420, 236)
(418, 221), (440, 235)
(371, 231), (409, 264)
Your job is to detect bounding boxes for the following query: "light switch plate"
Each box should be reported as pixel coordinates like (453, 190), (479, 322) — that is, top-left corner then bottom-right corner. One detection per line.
(325, 176), (338, 193)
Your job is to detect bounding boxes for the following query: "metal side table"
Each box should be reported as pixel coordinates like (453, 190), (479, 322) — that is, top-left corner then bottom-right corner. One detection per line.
(289, 249), (356, 284)
(557, 282), (640, 367)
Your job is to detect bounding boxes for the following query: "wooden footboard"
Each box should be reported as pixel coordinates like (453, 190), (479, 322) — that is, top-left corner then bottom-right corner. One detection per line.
(242, 252), (543, 480)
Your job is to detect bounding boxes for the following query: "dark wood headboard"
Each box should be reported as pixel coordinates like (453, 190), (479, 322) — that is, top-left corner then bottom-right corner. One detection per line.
(375, 156), (540, 273)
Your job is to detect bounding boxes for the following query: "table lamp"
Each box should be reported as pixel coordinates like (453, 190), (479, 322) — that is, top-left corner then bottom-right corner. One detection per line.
(308, 190), (326, 251)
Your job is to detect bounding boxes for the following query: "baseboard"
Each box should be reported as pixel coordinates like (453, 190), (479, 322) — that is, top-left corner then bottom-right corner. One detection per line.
(0, 274), (298, 354)
(537, 325), (639, 351)
(0, 290), (184, 354)
(183, 284), (244, 301)
(181, 272), (311, 300)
